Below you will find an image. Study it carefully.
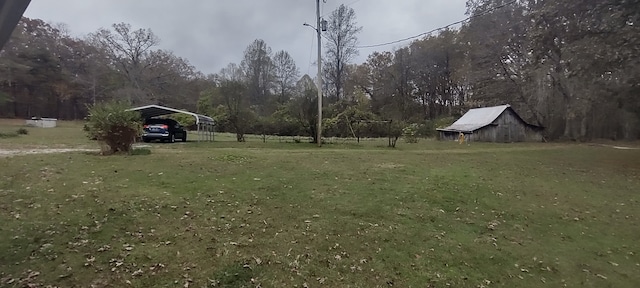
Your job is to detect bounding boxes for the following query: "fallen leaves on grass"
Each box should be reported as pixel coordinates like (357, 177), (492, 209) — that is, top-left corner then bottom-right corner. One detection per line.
(487, 220), (500, 230)
(2, 270), (42, 287)
(131, 269), (144, 277)
(97, 244), (111, 252)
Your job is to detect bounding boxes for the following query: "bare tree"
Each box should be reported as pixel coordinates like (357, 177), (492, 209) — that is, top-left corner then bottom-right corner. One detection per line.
(212, 63), (253, 142)
(351, 51), (394, 116)
(290, 75), (319, 143)
(142, 49), (197, 107)
(220, 79), (252, 142)
(324, 4), (362, 102)
(272, 50), (299, 104)
(219, 62), (245, 83)
(241, 39), (274, 113)
(89, 23), (159, 102)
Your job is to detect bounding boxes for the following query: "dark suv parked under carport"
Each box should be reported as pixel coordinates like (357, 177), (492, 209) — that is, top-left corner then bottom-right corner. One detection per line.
(141, 118), (187, 143)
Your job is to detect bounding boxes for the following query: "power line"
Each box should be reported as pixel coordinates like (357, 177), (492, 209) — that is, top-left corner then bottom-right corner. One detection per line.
(356, 0), (519, 49)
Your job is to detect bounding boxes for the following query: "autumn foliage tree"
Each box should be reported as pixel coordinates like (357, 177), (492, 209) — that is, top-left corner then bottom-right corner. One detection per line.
(3, 1), (640, 142)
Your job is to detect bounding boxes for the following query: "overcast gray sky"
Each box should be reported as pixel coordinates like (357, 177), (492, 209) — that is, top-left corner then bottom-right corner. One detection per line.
(23, 0), (468, 76)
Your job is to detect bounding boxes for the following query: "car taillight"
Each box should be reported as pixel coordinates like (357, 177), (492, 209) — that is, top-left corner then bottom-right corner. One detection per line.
(143, 125), (149, 128)
(161, 125), (168, 129)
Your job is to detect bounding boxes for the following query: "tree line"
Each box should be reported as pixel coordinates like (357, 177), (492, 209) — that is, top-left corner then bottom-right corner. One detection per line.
(1, 0), (638, 141)
(0, 19), (206, 121)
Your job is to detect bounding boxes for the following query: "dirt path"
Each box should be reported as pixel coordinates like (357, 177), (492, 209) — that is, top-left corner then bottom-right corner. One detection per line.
(0, 148), (97, 158)
(0, 144), (155, 158)
(610, 146), (639, 150)
(589, 143), (640, 150)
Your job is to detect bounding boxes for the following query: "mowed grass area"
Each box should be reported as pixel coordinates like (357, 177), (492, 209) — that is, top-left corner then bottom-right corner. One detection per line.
(0, 119), (94, 149)
(1, 120), (639, 287)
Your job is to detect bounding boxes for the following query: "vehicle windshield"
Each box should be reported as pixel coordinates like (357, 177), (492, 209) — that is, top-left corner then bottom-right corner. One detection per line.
(144, 118), (176, 125)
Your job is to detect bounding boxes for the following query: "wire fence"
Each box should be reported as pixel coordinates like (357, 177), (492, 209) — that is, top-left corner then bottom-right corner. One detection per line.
(209, 132), (438, 146)
(215, 132), (389, 143)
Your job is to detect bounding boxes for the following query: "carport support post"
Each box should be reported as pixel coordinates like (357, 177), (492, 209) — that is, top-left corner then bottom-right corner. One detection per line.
(197, 122), (201, 142)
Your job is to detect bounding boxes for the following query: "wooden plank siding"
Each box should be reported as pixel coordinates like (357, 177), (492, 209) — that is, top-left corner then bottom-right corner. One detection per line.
(438, 109), (543, 142)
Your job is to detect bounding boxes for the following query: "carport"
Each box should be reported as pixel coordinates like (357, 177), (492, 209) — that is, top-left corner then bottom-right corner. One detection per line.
(128, 105), (215, 142)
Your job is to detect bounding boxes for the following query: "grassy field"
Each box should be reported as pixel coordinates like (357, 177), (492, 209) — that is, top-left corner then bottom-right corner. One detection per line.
(1, 120), (639, 287)
(0, 119), (94, 149)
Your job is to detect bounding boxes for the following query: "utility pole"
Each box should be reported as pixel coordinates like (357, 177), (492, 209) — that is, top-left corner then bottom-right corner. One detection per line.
(315, 0), (323, 147)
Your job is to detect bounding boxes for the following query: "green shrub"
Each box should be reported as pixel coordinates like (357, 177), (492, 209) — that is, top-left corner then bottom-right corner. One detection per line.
(83, 123), (97, 140)
(85, 100), (142, 155)
(409, 116), (456, 138)
(402, 123), (421, 143)
(417, 121), (436, 138)
(16, 128), (29, 135)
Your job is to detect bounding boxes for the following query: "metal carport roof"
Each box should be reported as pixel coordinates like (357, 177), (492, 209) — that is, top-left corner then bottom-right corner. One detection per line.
(128, 104), (214, 125)
(128, 105), (215, 142)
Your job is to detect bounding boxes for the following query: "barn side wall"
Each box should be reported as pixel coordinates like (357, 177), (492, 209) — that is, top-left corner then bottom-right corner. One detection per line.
(472, 110), (542, 142)
(438, 108), (543, 142)
(438, 131), (474, 141)
(438, 131), (457, 141)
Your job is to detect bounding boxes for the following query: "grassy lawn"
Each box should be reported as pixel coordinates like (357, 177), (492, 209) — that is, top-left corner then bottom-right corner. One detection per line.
(0, 119), (94, 149)
(1, 120), (639, 287)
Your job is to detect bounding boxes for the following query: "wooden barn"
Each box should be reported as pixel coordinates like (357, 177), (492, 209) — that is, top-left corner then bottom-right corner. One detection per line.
(437, 105), (543, 142)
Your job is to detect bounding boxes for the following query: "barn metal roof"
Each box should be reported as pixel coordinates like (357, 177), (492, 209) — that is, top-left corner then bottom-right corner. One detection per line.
(128, 105), (214, 125)
(437, 105), (511, 133)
